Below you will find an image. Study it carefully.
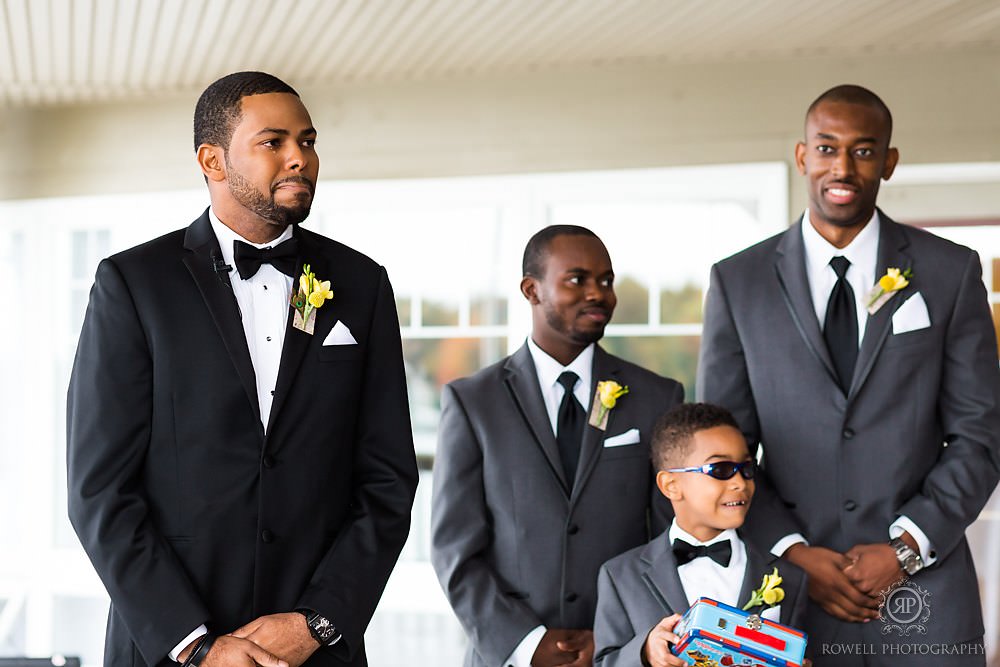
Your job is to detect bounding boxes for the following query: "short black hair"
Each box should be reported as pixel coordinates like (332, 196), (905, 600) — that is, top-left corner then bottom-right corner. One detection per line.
(522, 225), (599, 277)
(651, 402), (741, 471)
(806, 84), (893, 143)
(194, 71), (299, 151)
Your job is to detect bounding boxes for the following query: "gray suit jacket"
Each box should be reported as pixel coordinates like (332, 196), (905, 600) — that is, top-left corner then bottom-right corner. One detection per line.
(593, 532), (807, 667)
(697, 212), (1000, 659)
(430, 343), (683, 667)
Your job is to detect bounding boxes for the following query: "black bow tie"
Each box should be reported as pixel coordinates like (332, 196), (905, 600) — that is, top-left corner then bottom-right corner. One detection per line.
(233, 238), (299, 280)
(672, 538), (732, 567)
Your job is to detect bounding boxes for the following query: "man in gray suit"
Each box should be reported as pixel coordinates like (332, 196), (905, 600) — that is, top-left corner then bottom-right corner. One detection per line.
(431, 225), (684, 667)
(698, 84), (1000, 665)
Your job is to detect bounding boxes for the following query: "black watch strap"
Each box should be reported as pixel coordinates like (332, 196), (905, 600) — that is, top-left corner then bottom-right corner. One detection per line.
(296, 608), (340, 645)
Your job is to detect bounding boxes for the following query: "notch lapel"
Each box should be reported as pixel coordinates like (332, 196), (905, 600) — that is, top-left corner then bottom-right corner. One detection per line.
(737, 539), (773, 609)
(571, 345), (619, 503)
(504, 345), (571, 494)
(774, 220), (838, 385)
(848, 214), (914, 402)
(266, 230), (334, 435)
(640, 536), (691, 616)
(182, 210), (262, 429)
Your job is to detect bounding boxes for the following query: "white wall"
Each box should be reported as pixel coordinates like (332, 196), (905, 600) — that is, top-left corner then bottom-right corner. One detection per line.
(2, 47), (999, 218)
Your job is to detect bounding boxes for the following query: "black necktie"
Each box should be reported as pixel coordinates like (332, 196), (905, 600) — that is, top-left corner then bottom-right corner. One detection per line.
(233, 238), (299, 280)
(556, 371), (584, 486)
(672, 538), (733, 567)
(824, 255), (858, 393)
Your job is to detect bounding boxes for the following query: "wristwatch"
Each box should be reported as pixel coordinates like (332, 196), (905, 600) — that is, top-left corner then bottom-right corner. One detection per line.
(296, 609), (341, 645)
(889, 537), (924, 575)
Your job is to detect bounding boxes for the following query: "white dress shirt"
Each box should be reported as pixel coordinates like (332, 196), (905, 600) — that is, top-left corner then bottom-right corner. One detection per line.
(505, 339), (595, 667)
(209, 209), (294, 431)
(771, 212), (936, 565)
(670, 521), (780, 622)
(801, 208), (879, 346)
(169, 211), (295, 662)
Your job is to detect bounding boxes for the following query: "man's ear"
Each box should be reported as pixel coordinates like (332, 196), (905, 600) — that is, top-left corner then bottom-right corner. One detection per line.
(882, 146), (900, 181)
(793, 141), (808, 176)
(656, 470), (681, 501)
(520, 275), (540, 304)
(197, 144), (227, 183)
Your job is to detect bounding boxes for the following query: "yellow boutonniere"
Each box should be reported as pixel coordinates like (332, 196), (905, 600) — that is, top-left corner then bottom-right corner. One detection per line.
(291, 263), (333, 335)
(865, 267), (912, 315)
(743, 567), (785, 610)
(588, 380), (629, 430)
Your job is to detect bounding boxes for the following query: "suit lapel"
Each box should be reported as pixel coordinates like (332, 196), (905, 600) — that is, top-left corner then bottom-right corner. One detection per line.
(640, 535), (691, 616)
(266, 229), (334, 435)
(737, 538), (773, 610)
(182, 210), (262, 429)
(504, 345), (571, 494)
(571, 345), (619, 503)
(848, 214), (914, 402)
(774, 220), (838, 385)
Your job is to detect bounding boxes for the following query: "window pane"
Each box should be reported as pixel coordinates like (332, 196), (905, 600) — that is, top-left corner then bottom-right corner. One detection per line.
(601, 335), (700, 398)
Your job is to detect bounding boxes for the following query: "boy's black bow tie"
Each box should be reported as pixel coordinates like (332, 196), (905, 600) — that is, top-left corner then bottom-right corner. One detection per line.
(672, 538), (732, 567)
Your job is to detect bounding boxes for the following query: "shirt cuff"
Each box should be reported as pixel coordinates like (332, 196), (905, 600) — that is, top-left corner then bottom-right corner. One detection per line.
(169, 625), (208, 662)
(506, 625), (546, 667)
(771, 533), (808, 558)
(890, 516), (937, 565)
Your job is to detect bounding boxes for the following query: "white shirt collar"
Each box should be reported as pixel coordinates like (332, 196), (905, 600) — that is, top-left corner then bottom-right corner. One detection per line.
(208, 207), (295, 271)
(801, 208), (880, 283)
(526, 338), (594, 395)
(669, 518), (740, 549)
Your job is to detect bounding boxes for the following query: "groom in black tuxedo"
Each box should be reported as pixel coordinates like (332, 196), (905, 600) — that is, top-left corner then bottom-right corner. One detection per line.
(67, 72), (417, 667)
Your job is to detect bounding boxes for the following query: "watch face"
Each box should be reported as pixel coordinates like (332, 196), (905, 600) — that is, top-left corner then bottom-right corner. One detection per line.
(311, 615), (336, 642)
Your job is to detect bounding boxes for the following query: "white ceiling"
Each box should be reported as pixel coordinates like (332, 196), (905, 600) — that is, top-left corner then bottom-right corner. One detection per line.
(2, 0), (1000, 108)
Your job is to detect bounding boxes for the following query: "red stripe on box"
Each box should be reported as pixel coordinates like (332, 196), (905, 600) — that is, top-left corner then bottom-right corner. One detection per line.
(735, 625), (787, 651)
(762, 617), (806, 638)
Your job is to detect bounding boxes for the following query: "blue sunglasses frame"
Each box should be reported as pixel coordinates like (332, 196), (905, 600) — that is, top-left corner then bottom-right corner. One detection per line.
(665, 459), (757, 480)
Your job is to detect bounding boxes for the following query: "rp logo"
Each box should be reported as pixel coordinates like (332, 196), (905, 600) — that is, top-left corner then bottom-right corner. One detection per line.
(878, 581), (930, 636)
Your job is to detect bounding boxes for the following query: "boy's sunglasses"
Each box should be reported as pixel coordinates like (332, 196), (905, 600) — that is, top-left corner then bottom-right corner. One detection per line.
(666, 459), (757, 481)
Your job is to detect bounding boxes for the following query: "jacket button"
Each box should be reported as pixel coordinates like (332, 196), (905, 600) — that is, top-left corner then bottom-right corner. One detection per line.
(261, 529), (274, 543)
(565, 593), (578, 602)
(567, 524), (579, 535)
(844, 500), (857, 511)
(263, 455), (274, 468)
(843, 428), (855, 439)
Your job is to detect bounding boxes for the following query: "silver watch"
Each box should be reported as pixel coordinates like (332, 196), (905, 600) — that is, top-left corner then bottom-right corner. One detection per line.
(889, 537), (924, 575)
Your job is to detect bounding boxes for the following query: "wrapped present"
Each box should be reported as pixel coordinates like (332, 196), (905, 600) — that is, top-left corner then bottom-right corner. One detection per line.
(671, 597), (807, 667)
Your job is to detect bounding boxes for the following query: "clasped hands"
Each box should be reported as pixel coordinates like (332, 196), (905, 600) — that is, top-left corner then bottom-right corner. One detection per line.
(178, 612), (320, 667)
(785, 535), (914, 623)
(530, 628), (594, 667)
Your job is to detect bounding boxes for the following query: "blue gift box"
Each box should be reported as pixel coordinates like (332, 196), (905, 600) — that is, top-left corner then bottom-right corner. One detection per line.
(671, 597), (808, 667)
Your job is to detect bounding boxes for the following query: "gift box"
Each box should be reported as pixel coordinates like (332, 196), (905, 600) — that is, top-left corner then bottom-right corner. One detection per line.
(671, 597), (807, 667)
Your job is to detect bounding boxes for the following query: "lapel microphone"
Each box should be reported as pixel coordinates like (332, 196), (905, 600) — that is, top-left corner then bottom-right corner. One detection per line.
(211, 251), (234, 287)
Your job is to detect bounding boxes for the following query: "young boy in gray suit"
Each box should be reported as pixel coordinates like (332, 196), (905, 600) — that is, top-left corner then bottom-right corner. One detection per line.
(593, 403), (808, 667)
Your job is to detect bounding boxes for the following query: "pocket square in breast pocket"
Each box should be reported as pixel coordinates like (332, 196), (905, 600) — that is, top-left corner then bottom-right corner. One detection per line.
(603, 427), (640, 448)
(891, 292), (930, 335)
(323, 320), (358, 346)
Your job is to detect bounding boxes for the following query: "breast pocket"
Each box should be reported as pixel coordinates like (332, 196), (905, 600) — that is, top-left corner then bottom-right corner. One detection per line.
(318, 345), (363, 362)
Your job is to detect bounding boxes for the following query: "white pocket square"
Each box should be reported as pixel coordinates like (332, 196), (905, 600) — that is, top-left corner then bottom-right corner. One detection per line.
(892, 292), (930, 335)
(604, 428), (640, 448)
(762, 605), (780, 622)
(322, 320), (358, 346)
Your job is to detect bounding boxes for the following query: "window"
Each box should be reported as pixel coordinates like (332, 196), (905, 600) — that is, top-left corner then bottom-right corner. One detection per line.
(0, 163), (788, 665)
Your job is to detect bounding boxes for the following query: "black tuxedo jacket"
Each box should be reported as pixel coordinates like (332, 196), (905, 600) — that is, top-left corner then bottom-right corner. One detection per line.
(67, 210), (418, 667)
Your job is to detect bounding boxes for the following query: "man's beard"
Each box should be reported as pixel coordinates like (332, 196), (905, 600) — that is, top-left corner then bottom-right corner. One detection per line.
(225, 160), (313, 226)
